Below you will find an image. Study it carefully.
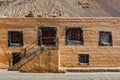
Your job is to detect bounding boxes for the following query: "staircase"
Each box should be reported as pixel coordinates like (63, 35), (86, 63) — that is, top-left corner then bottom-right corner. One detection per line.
(9, 39), (44, 71)
(9, 37), (59, 71)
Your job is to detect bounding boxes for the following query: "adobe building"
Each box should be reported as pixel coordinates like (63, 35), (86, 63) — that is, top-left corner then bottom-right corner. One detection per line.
(0, 18), (120, 72)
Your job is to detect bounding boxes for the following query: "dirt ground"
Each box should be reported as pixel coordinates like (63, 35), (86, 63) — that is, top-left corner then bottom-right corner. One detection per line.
(0, 70), (120, 80)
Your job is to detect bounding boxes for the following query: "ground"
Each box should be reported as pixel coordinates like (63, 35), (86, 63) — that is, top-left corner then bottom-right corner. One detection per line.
(0, 70), (120, 80)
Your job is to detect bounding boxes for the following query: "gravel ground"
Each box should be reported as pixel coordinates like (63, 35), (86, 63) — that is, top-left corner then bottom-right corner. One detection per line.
(0, 70), (120, 80)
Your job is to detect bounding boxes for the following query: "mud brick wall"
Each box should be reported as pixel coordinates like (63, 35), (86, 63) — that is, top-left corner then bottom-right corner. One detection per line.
(20, 48), (58, 72)
(0, 18), (119, 71)
(58, 18), (120, 68)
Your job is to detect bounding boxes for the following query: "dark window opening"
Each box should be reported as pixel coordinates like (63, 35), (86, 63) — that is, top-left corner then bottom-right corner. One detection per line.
(8, 31), (23, 47)
(78, 54), (89, 64)
(12, 52), (21, 65)
(99, 31), (112, 46)
(66, 27), (84, 45)
(38, 27), (57, 46)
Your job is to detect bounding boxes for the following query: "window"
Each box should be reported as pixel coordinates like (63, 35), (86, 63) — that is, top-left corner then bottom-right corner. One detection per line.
(78, 54), (89, 64)
(99, 31), (112, 46)
(8, 31), (23, 47)
(66, 27), (84, 45)
(38, 27), (57, 46)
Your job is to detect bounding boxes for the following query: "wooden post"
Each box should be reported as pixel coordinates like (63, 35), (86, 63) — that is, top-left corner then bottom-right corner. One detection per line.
(9, 56), (12, 69)
(57, 37), (59, 49)
(40, 37), (42, 47)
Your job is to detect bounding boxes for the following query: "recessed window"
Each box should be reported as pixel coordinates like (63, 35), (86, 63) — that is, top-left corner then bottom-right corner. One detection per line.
(99, 31), (112, 46)
(66, 27), (84, 45)
(8, 31), (23, 47)
(38, 27), (57, 46)
(78, 54), (89, 64)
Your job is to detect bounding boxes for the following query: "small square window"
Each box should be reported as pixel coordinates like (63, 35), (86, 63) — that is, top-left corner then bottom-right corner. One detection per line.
(99, 31), (112, 46)
(78, 54), (89, 64)
(8, 31), (23, 47)
(66, 27), (84, 45)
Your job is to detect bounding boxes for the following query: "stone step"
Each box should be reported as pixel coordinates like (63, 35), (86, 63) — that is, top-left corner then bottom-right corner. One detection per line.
(66, 68), (120, 72)
(9, 47), (44, 70)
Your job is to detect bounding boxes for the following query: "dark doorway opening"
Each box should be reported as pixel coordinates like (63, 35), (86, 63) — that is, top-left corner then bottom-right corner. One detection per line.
(38, 27), (57, 46)
(12, 53), (21, 65)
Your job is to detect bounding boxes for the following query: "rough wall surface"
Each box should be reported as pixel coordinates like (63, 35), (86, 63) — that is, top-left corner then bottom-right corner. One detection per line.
(20, 48), (59, 72)
(0, 18), (119, 72)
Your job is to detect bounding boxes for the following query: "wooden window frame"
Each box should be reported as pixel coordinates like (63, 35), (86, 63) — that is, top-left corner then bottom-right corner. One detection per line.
(66, 27), (84, 45)
(99, 31), (112, 46)
(8, 31), (23, 47)
(38, 27), (57, 46)
(78, 54), (89, 64)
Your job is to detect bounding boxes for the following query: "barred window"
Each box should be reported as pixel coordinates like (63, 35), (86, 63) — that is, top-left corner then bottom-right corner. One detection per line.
(99, 31), (112, 46)
(78, 54), (89, 64)
(38, 27), (57, 46)
(66, 27), (84, 45)
(8, 31), (23, 47)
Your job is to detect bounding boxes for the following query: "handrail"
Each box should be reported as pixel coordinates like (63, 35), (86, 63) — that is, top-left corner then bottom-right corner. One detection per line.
(20, 40), (38, 57)
(22, 40), (38, 50)
(14, 37), (59, 57)
(9, 36), (59, 67)
(41, 37), (59, 47)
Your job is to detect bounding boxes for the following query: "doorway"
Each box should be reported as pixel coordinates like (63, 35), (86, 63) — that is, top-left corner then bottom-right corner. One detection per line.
(12, 53), (21, 65)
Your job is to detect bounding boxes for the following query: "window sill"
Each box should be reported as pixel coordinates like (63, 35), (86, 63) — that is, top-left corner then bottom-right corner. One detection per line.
(79, 63), (89, 65)
(41, 45), (59, 50)
(99, 45), (113, 47)
(66, 40), (84, 45)
(8, 45), (23, 47)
